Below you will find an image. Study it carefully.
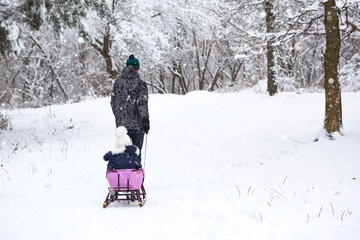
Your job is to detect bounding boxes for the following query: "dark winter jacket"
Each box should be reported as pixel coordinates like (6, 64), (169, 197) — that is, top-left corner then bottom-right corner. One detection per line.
(103, 145), (142, 170)
(111, 65), (149, 130)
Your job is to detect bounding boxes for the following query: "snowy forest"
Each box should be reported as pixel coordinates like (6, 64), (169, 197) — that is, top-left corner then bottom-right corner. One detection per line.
(1, 1), (360, 238)
(1, 0), (359, 105)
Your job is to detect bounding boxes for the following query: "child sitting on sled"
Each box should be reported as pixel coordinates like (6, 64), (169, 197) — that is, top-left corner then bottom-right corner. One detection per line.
(103, 126), (142, 170)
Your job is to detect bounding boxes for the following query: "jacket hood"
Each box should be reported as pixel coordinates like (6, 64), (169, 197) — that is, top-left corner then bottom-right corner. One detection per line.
(121, 65), (140, 79)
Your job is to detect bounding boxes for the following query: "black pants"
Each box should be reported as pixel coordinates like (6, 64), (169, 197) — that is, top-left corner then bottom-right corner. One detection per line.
(127, 129), (145, 159)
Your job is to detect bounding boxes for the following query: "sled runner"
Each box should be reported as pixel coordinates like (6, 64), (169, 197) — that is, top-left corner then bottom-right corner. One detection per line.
(103, 168), (146, 208)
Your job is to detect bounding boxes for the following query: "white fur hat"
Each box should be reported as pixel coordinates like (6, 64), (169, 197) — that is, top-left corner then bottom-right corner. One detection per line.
(115, 126), (131, 148)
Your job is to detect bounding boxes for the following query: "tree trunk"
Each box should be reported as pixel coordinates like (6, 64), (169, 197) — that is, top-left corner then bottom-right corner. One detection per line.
(171, 63), (176, 94)
(177, 65), (188, 94)
(91, 25), (118, 79)
(171, 62), (188, 95)
(193, 31), (212, 90)
(103, 26), (118, 79)
(324, 0), (342, 135)
(0, 113), (9, 130)
(193, 31), (202, 90)
(90, 0), (118, 79)
(231, 61), (243, 84)
(265, 0), (278, 96)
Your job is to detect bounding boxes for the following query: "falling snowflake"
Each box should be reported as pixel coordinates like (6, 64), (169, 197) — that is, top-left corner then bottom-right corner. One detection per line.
(286, 9), (292, 17)
(336, 0), (345, 7)
(78, 37), (84, 43)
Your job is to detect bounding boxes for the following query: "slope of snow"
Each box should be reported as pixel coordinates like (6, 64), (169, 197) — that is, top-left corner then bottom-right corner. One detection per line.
(1, 91), (360, 240)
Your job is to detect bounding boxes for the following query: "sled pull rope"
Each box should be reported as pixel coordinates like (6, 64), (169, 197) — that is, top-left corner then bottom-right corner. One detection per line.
(143, 133), (148, 169)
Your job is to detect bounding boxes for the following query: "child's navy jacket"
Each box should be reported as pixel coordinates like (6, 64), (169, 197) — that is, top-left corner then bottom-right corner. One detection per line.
(103, 145), (142, 170)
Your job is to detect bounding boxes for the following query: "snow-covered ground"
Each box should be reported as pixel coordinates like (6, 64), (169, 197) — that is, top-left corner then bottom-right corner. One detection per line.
(1, 91), (360, 240)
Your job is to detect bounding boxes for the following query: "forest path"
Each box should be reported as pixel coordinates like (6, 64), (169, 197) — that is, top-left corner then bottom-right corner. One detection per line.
(1, 92), (360, 240)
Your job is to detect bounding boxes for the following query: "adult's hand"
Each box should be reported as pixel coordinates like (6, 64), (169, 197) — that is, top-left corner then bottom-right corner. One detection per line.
(142, 118), (150, 134)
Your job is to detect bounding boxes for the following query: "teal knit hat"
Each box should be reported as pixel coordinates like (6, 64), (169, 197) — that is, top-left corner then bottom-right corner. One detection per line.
(126, 54), (140, 70)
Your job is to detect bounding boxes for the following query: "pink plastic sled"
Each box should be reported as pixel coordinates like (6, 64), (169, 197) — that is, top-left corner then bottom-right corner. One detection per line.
(103, 169), (146, 208)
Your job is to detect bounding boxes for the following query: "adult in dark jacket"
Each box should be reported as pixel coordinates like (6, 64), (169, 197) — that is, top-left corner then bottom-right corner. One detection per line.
(110, 55), (150, 156)
(103, 126), (142, 170)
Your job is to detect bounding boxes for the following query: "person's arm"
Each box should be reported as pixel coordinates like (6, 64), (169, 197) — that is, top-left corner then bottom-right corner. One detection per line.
(137, 81), (150, 133)
(110, 81), (117, 115)
(103, 151), (112, 161)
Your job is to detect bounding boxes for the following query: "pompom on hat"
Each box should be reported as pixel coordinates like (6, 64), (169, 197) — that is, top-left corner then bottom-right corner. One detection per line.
(126, 54), (140, 70)
(115, 126), (131, 148)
